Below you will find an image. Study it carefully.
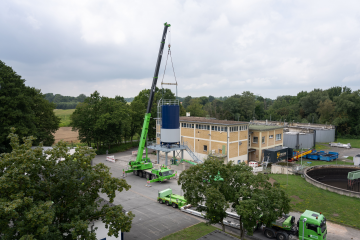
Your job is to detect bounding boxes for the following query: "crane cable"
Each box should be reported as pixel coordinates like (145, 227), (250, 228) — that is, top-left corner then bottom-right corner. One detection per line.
(161, 27), (178, 98)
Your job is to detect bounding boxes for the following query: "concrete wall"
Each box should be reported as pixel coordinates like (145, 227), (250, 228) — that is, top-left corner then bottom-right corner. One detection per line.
(271, 164), (294, 175)
(304, 165), (360, 199)
(315, 129), (335, 143)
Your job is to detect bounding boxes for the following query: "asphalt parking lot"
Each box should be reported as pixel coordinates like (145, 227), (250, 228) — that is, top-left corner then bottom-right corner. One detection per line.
(93, 149), (203, 240)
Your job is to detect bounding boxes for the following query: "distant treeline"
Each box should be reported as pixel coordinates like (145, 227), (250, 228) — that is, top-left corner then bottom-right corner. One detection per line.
(45, 93), (87, 109)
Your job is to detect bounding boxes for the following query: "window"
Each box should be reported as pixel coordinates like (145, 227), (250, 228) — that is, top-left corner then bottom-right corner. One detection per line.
(156, 133), (161, 138)
(225, 127), (227, 131)
(253, 137), (258, 143)
(207, 125), (210, 130)
(221, 127), (224, 132)
(269, 135), (274, 139)
(215, 126), (217, 131)
(192, 124), (194, 128)
(276, 134), (282, 141)
(307, 223), (318, 233)
(204, 145), (207, 151)
(212, 126), (214, 130)
(262, 136), (265, 144)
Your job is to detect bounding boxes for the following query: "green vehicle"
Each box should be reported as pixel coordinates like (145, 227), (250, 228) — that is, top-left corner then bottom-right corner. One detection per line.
(157, 188), (187, 208)
(124, 22), (175, 183)
(263, 210), (327, 240)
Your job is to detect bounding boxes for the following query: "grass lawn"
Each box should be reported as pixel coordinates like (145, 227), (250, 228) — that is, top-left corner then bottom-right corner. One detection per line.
(314, 143), (330, 151)
(336, 138), (360, 149)
(160, 223), (243, 240)
(269, 174), (360, 229)
(54, 109), (75, 127)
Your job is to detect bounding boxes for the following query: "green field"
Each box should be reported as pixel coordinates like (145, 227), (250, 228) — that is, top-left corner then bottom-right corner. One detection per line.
(269, 174), (360, 229)
(294, 159), (353, 167)
(54, 109), (75, 127)
(336, 138), (360, 148)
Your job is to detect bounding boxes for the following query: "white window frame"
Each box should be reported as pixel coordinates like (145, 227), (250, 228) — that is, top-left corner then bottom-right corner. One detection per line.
(276, 134), (282, 141)
(269, 135), (274, 139)
(262, 136), (265, 144)
(204, 145), (207, 152)
(253, 137), (258, 143)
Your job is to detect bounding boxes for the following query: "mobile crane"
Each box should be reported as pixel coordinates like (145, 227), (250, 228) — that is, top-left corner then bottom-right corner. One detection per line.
(125, 23), (175, 183)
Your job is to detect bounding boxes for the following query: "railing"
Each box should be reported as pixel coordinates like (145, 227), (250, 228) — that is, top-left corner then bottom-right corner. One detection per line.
(182, 141), (202, 163)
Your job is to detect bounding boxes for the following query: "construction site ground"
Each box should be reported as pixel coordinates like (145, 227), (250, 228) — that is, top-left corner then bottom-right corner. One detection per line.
(92, 148), (360, 240)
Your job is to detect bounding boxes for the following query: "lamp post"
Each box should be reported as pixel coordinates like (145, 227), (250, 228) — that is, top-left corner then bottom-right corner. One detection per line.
(286, 148), (288, 186)
(302, 218), (307, 240)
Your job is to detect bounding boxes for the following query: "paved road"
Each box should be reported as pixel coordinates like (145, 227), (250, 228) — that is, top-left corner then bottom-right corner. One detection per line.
(94, 148), (360, 240)
(93, 149), (202, 240)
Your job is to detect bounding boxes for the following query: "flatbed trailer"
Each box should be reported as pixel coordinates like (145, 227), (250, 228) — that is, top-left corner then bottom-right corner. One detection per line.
(157, 188), (187, 208)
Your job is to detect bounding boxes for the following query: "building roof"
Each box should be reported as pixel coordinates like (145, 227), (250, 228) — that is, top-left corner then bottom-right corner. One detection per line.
(249, 124), (284, 131)
(180, 117), (248, 125)
(197, 230), (238, 240)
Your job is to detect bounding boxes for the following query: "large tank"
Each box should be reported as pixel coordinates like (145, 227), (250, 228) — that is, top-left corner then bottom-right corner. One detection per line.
(161, 105), (180, 145)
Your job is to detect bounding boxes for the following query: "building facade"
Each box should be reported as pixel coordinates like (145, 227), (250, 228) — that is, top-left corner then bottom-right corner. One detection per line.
(248, 125), (284, 162)
(176, 117), (249, 163)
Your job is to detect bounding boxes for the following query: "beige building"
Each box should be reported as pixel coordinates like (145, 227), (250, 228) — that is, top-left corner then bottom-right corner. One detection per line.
(248, 125), (284, 162)
(177, 117), (249, 164)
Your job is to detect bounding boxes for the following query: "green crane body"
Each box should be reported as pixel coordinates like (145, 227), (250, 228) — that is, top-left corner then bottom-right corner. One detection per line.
(125, 23), (175, 183)
(157, 188), (187, 208)
(263, 210), (327, 240)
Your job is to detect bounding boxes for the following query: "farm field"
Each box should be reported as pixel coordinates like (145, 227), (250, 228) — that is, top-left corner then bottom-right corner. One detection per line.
(54, 109), (75, 127)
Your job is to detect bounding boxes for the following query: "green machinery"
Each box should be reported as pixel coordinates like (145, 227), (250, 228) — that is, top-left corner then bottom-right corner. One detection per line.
(263, 210), (327, 240)
(347, 170), (360, 191)
(157, 188), (187, 208)
(124, 22), (175, 182)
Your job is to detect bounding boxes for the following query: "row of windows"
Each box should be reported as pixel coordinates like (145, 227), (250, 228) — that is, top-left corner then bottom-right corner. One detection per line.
(253, 134), (282, 143)
(230, 125), (248, 132)
(181, 123), (195, 128)
(181, 123), (247, 132)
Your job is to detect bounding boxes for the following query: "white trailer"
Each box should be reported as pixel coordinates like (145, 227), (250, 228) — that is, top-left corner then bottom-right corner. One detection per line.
(329, 142), (351, 149)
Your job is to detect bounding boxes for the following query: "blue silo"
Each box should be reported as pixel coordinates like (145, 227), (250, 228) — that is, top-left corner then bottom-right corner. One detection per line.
(161, 105), (180, 145)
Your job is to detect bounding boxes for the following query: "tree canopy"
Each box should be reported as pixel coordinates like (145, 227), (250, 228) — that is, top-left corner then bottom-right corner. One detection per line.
(178, 156), (290, 239)
(0, 129), (134, 240)
(0, 60), (60, 153)
(71, 91), (131, 150)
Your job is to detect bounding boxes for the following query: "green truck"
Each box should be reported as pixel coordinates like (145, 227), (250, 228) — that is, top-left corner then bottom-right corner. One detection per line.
(157, 188), (187, 208)
(124, 22), (176, 183)
(263, 210), (327, 240)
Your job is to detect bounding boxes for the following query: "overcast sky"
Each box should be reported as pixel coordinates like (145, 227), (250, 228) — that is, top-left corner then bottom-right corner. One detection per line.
(1, 0), (360, 99)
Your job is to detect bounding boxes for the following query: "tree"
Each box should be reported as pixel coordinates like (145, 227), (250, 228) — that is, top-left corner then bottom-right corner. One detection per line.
(333, 90), (360, 136)
(316, 99), (335, 124)
(179, 156), (291, 240)
(178, 156), (232, 232)
(186, 98), (207, 117)
(0, 60), (60, 153)
(299, 89), (329, 117)
(0, 129), (134, 239)
(182, 96), (192, 109)
(230, 164), (291, 239)
(71, 91), (131, 149)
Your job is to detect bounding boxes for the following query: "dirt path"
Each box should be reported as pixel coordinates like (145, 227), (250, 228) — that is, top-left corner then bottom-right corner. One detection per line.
(53, 127), (79, 143)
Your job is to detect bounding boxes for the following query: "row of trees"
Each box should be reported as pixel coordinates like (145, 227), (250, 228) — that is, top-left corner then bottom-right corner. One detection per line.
(179, 156), (290, 239)
(71, 88), (185, 150)
(45, 93), (88, 109)
(0, 61), (60, 153)
(181, 87), (360, 137)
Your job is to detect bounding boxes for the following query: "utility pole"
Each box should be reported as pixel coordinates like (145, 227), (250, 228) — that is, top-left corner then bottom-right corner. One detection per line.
(286, 149), (288, 186)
